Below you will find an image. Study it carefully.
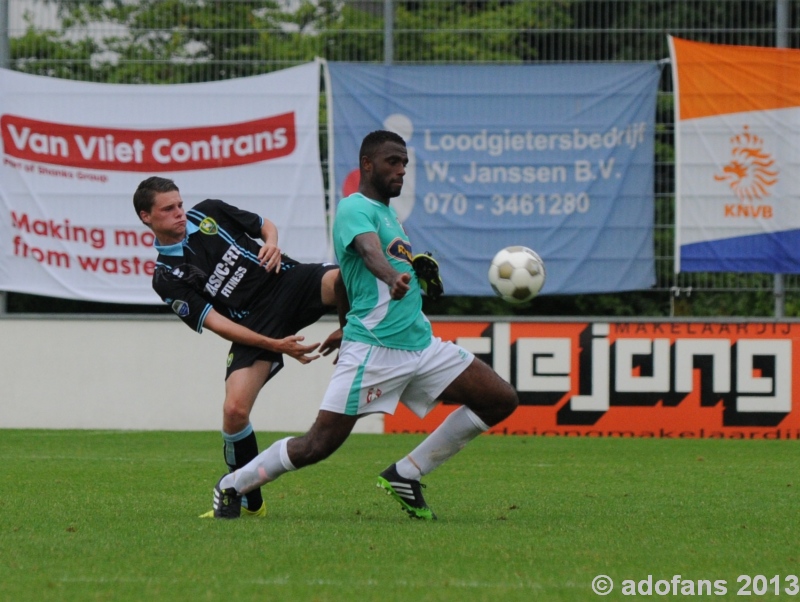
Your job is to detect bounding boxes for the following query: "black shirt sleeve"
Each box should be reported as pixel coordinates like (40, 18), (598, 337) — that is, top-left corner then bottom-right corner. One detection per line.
(152, 263), (214, 333)
(191, 199), (264, 240)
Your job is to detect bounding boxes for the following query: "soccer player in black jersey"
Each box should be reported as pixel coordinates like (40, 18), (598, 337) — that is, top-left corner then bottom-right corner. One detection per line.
(133, 176), (344, 517)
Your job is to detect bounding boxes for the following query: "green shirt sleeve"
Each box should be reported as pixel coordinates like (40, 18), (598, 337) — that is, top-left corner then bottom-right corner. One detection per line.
(334, 195), (376, 257)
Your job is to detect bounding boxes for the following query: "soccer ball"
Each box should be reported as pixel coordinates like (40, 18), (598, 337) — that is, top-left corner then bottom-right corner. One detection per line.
(488, 246), (546, 303)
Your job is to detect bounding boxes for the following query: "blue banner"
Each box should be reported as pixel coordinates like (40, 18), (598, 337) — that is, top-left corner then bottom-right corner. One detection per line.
(327, 63), (659, 296)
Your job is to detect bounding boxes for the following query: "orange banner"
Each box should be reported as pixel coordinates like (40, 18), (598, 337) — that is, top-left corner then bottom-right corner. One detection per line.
(385, 321), (800, 439)
(669, 36), (800, 120)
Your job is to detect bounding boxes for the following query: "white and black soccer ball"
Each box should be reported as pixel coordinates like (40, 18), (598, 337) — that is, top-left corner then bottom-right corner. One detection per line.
(488, 246), (546, 304)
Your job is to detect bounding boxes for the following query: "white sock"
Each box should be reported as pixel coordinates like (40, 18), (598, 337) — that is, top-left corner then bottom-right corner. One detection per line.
(220, 436), (296, 494)
(395, 406), (489, 480)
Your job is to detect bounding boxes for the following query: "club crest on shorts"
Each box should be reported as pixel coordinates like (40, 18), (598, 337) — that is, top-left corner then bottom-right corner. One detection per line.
(198, 217), (219, 235)
(227, 353), (234, 367)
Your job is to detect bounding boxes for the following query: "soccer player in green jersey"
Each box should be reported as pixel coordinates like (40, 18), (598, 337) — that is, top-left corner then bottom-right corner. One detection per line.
(211, 130), (518, 520)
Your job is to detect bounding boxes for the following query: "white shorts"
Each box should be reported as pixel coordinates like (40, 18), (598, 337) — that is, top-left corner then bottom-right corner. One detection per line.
(320, 337), (475, 418)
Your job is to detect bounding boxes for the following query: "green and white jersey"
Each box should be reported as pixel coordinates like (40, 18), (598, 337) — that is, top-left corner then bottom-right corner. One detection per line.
(333, 192), (431, 350)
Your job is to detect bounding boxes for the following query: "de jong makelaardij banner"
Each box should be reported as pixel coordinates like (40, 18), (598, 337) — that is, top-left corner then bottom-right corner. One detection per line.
(669, 37), (800, 273)
(0, 62), (327, 303)
(327, 63), (659, 296)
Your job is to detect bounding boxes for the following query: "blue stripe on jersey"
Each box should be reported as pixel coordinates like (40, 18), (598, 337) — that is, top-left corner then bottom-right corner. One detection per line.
(186, 208), (264, 266)
(197, 303), (213, 333)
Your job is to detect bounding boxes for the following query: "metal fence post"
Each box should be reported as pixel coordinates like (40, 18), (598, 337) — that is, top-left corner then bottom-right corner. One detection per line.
(774, 0), (788, 318)
(0, 0), (7, 314)
(384, 0), (393, 65)
(0, 0), (7, 69)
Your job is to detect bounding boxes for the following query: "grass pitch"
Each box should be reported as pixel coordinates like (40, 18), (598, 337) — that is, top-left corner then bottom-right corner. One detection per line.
(1, 430), (797, 601)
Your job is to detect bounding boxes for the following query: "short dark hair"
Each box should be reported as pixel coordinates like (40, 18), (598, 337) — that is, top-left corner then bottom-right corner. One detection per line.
(359, 130), (406, 163)
(133, 176), (179, 219)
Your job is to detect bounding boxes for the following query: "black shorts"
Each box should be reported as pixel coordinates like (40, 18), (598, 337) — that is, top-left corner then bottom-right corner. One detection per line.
(225, 262), (338, 382)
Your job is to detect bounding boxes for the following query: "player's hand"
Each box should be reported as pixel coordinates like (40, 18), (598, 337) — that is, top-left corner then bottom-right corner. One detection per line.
(412, 252), (444, 301)
(275, 335), (321, 364)
(319, 327), (343, 357)
(258, 243), (282, 273)
(390, 272), (411, 300)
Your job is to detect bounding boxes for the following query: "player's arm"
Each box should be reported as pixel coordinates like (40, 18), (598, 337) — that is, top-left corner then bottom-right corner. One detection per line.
(203, 308), (321, 364)
(256, 217), (281, 273)
(319, 270), (349, 358)
(353, 232), (410, 300)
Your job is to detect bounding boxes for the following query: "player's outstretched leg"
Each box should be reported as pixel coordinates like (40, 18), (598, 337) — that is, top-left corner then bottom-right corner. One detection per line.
(206, 412), (358, 519)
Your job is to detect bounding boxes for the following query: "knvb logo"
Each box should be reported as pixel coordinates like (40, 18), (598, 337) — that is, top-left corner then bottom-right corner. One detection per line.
(455, 322), (793, 427)
(714, 125), (778, 204)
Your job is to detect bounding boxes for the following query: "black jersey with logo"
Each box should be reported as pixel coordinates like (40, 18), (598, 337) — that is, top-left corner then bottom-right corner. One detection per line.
(152, 199), (297, 333)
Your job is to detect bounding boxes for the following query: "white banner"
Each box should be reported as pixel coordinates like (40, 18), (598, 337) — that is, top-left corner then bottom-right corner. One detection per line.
(0, 62), (327, 303)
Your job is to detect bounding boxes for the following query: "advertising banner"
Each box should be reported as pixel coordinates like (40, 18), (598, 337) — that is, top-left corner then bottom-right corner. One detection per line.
(386, 320), (800, 439)
(669, 37), (800, 273)
(0, 63), (327, 303)
(327, 63), (659, 296)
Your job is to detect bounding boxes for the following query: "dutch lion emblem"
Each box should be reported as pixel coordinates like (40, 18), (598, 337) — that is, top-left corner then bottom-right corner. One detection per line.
(713, 126), (778, 202)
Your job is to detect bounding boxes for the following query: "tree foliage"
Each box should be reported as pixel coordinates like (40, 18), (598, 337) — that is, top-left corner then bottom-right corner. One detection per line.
(5, 0), (797, 315)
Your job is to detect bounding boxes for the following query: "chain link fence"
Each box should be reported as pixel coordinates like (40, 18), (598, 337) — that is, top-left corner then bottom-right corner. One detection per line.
(3, 0), (800, 314)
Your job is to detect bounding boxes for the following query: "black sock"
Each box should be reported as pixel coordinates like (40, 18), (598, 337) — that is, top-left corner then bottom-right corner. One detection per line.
(223, 427), (264, 510)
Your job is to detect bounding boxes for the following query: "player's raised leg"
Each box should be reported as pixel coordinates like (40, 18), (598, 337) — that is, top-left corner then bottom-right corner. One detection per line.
(380, 356), (518, 519)
(212, 411), (358, 518)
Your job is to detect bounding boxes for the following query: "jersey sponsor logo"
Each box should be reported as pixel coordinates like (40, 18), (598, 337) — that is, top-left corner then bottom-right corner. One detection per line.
(171, 299), (190, 317)
(387, 237), (413, 264)
(221, 266), (247, 297)
(198, 217), (219, 235)
(204, 244), (243, 297)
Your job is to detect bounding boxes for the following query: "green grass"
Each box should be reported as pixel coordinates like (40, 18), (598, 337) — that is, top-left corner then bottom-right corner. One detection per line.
(1, 431), (798, 601)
